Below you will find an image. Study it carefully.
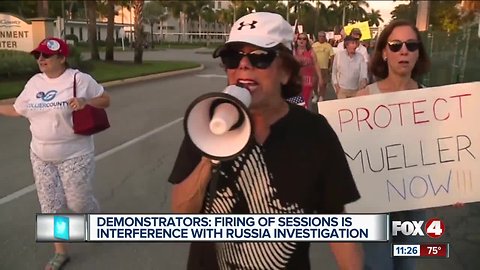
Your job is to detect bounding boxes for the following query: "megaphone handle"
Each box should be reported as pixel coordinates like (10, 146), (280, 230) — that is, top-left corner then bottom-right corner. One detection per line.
(206, 160), (221, 211)
(209, 100), (245, 131)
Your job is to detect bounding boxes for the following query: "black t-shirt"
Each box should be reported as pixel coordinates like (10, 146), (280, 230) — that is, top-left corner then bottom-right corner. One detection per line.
(168, 103), (360, 270)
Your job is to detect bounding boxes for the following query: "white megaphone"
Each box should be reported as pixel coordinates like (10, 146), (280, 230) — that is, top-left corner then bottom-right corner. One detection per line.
(184, 85), (253, 161)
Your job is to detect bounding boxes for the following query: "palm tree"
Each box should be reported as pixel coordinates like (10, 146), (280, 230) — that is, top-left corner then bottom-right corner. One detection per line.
(105, 0), (115, 61)
(37, 0), (49, 17)
(230, 0), (244, 23)
(189, 0), (213, 43)
(156, 7), (169, 44)
(290, 0), (306, 22)
(390, 2), (417, 23)
(65, 0), (79, 20)
(201, 6), (216, 46)
(331, 0), (369, 25)
(286, 0), (290, 22)
(237, 1), (251, 19)
(288, 1), (314, 31)
(117, 0), (133, 42)
(163, 1), (190, 42)
(143, 1), (167, 47)
(85, 0), (100, 61)
(215, 9), (233, 41)
(0, 1), (33, 17)
(367, 9), (383, 27)
(296, 2), (315, 33)
(326, 3), (343, 29)
(133, 0), (144, 64)
(248, 0), (287, 14)
(313, 0), (328, 33)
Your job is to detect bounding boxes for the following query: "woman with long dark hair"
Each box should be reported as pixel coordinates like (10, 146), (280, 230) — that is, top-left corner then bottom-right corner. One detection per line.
(358, 20), (434, 270)
(294, 33), (322, 109)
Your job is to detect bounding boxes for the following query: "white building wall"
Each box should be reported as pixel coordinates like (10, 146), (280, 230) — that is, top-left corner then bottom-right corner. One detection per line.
(53, 20), (124, 43)
(52, 3), (234, 45)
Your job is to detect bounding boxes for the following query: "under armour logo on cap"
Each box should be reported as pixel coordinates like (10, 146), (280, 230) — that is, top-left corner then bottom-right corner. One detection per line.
(212, 12), (294, 55)
(238, 20), (257, 30)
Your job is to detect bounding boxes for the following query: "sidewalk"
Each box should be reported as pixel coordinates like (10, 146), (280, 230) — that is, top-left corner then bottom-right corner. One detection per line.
(416, 202), (480, 270)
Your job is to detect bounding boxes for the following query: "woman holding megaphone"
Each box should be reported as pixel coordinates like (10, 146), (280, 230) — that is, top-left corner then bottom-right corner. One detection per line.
(168, 12), (363, 270)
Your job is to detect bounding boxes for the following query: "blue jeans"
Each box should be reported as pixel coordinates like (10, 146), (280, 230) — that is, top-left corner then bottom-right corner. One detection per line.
(363, 209), (426, 270)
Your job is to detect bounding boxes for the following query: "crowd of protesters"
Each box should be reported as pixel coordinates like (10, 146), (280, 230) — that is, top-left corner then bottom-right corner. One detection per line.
(290, 26), (376, 109)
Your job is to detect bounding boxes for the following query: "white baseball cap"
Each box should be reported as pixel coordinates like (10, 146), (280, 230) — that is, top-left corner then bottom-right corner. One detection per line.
(213, 12), (294, 57)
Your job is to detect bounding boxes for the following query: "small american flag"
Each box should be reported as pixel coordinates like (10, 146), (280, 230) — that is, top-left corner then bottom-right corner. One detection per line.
(286, 95), (305, 107)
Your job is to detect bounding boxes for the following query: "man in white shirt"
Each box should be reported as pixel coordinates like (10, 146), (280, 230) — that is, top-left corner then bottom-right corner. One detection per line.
(336, 28), (370, 64)
(332, 35), (368, 99)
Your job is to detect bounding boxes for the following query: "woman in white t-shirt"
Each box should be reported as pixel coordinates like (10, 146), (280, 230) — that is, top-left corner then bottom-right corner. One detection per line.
(0, 37), (110, 270)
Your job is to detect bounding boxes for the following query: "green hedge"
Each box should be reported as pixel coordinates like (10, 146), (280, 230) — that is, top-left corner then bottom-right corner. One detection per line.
(65, 34), (79, 45)
(0, 45), (90, 81)
(0, 50), (38, 79)
(67, 45), (92, 71)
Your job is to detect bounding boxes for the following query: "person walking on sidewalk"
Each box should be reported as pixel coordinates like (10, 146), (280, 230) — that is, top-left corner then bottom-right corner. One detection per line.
(312, 31), (335, 102)
(337, 28), (370, 65)
(0, 37), (110, 270)
(294, 32), (322, 109)
(332, 35), (368, 99)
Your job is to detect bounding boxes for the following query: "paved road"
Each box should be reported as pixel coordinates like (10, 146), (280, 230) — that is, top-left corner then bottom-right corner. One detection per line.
(0, 49), (478, 269)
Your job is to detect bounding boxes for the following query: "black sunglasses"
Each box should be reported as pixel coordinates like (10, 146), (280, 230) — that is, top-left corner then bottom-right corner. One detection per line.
(33, 52), (55, 60)
(220, 49), (278, 69)
(387, 40), (420, 52)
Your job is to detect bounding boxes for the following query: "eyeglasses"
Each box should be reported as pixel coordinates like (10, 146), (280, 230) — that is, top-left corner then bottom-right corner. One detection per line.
(220, 49), (278, 69)
(387, 40), (420, 52)
(33, 52), (55, 60)
(298, 37), (308, 41)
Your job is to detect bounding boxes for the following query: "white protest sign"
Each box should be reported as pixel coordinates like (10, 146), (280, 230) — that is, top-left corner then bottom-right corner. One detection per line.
(318, 82), (480, 213)
(326, 31), (335, 41)
(298, 25), (304, 34)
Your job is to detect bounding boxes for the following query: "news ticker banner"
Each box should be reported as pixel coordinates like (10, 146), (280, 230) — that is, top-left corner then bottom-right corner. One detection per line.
(318, 82), (480, 213)
(36, 214), (389, 242)
(392, 243), (450, 258)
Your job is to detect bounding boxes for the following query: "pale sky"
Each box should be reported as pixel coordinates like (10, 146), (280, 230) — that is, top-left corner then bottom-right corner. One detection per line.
(366, 0), (410, 25)
(315, 0), (411, 26)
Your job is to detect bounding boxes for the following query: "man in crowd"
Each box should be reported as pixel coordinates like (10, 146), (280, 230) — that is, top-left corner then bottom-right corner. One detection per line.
(312, 31), (335, 102)
(337, 28), (370, 64)
(332, 35), (368, 99)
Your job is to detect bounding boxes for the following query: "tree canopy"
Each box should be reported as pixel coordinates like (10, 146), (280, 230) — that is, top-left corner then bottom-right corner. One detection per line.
(390, 0), (473, 33)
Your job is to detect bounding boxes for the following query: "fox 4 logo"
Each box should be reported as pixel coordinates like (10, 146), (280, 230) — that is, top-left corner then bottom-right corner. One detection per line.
(392, 218), (445, 238)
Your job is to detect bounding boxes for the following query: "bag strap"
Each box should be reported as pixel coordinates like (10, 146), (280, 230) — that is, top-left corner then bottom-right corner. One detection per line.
(73, 72), (79, 98)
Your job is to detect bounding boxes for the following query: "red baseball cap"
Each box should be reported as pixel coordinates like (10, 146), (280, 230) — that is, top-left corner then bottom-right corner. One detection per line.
(31, 37), (70, 57)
